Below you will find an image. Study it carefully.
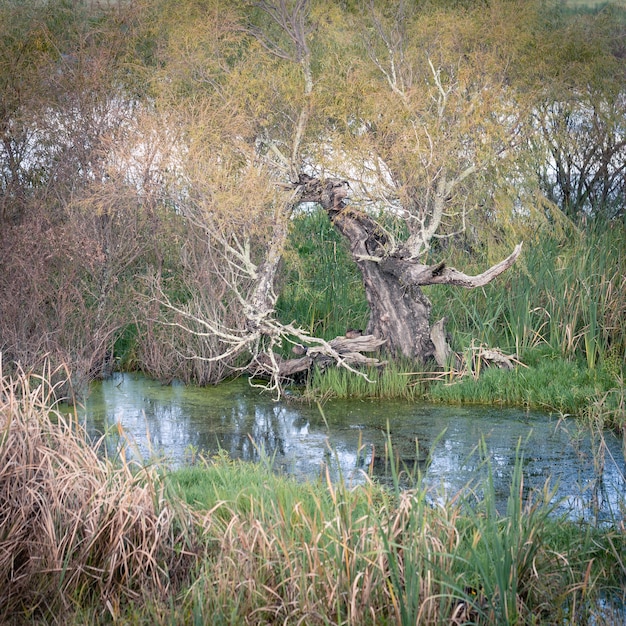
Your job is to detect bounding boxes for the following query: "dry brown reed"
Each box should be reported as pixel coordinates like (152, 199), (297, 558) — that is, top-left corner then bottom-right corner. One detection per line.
(1, 360), (618, 624)
(0, 360), (197, 624)
(182, 472), (469, 625)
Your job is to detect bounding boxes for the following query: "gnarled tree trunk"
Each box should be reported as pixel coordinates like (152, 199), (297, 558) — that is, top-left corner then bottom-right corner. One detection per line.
(298, 174), (522, 363)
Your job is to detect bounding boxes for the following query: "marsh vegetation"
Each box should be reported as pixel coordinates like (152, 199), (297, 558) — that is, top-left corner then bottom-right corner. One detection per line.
(1, 368), (625, 624)
(1, 0), (625, 622)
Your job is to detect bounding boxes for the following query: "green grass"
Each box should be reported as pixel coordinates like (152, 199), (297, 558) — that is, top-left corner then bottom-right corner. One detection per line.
(3, 367), (624, 624)
(276, 209), (369, 341)
(426, 353), (616, 413)
(427, 223), (626, 373)
(162, 449), (625, 626)
(302, 359), (432, 401)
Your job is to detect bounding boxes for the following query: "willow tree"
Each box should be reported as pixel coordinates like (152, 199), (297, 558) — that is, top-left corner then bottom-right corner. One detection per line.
(147, 0), (574, 384)
(295, 0), (532, 362)
(146, 0), (352, 386)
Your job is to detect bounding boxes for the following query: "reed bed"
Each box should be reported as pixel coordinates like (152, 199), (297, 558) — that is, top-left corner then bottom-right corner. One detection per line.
(277, 209), (369, 341)
(0, 363), (197, 623)
(430, 224), (626, 373)
(279, 212), (626, 377)
(303, 360), (427, 401)
(170, 448), (625, 625)
(1, 363), (624, 624)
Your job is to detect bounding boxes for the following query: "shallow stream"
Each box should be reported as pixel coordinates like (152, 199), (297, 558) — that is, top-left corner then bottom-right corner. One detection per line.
(78, 372), (625, 523)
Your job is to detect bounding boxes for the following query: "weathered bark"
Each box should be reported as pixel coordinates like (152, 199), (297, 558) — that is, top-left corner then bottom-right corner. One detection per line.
(330, 204), (435, 361)
(251, 333), (386, 379)
(297, 174), (522, 363)
(430, 317), (452, 368)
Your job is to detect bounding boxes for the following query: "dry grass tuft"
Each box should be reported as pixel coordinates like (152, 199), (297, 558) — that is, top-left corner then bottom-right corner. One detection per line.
(0, 360), (197, 623)
(2, 359), (621, 624)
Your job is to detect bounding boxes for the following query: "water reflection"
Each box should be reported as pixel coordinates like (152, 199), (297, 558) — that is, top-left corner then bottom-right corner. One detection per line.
(78, 373), (626, 523)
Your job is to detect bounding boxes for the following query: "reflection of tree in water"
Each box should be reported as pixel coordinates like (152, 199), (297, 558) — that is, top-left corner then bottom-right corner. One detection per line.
(212, 404), (289, 462)
(82, 375), (625, 521)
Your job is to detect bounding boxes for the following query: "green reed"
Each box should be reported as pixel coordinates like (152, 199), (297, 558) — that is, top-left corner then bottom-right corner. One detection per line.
(427, 352), (616, 413)
(457, 439), (559, 624)
(303, 360), (427, 401)
(430, 222), (626, 373)
(3, 363), (623, 624)
(276, 209), (368, 340)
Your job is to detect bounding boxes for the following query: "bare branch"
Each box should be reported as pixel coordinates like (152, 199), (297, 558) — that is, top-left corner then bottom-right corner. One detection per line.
(428, 58), (452, 118)
(365, 0), (412, 100)
(250, 0), (312, 63)
(387, 243), (524, 288)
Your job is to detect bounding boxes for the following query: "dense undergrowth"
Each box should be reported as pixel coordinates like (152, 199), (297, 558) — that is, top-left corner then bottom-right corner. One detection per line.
(1, 366), (624, 625)
(0, 1), (623, 621)
(279, 211), (626, 431)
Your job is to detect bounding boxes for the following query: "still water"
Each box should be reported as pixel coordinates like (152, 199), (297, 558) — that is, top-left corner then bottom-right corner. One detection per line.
(79, 372), (626, 522)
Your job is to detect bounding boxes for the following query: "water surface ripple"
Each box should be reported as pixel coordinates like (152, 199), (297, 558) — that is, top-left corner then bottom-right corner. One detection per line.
(79, 373), (625, 523)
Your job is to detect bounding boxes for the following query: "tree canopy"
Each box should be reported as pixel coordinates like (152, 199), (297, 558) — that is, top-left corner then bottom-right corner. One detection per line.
(0, 0), (624, 389)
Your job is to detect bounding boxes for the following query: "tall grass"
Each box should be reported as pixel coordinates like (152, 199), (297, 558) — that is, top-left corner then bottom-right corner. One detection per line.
(0, 361), (198, 623)
(276, 209), (369, 341)
(429, 223), (626, 372)
(168, 447), (624, 625)
(458, 440), (559, 623)
(422, 223), (626, 429)
(303, 360), (429, 401)
(2, 364), (624, 624)
(428, 350), (616, 413)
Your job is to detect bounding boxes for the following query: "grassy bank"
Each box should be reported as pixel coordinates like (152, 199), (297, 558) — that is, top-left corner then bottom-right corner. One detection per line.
(1, 366), (624, 624)
(302, 352), (625, 431)
(426, 349), (619, 409)
(302, 359), (429, 401)
(280, 212), (626, 429)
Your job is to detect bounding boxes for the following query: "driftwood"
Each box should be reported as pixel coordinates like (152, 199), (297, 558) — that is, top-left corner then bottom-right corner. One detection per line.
(249, 325), (523, 384)
(475, 348), (519, 371)
(251, 334), (386, 379)
(462, 344), (524, 379)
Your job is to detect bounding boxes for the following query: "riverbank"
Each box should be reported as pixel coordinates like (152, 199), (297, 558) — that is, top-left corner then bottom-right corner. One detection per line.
(276, 216), (626, 433)
(1, 368), (624, 624)
(301, 350), (625, 433)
